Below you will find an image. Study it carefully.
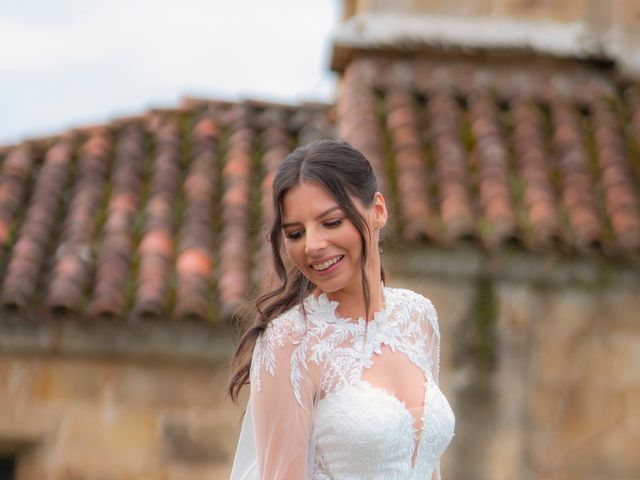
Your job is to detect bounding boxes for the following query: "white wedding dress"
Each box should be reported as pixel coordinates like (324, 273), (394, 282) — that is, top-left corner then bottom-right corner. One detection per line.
(230, 287), (455, 480)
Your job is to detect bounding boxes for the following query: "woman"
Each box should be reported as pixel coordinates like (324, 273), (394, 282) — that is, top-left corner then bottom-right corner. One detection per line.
(229, 140), (455, 479)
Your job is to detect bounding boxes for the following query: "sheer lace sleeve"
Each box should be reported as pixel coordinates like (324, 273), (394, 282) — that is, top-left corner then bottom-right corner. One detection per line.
(231, 307), (322, 480)
(422, 296), (443, 480)
(421, 296), (440, 386)
(231, 290), (454, 480)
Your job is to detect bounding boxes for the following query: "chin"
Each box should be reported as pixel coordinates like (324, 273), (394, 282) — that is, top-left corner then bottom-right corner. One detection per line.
(317, 284), (342, 294)
(312, 276), (355, 296)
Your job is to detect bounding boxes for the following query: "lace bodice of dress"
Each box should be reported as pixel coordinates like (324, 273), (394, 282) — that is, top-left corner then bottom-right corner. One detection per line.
(250, 287), (455, 480)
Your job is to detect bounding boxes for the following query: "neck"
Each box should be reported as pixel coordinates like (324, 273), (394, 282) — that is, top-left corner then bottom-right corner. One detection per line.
(323, 255), (384, 321)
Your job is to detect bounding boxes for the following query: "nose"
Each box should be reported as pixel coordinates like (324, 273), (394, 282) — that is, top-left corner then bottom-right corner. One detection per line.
(304, 227), (327, 257)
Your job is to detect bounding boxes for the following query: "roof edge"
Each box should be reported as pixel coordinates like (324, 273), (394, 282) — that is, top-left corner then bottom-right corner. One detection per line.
(0, 95), (335, 150)
(330, 12), (614, 72)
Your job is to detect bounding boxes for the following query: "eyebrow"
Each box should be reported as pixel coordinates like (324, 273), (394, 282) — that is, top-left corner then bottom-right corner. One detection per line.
(282, 206), (342, 229)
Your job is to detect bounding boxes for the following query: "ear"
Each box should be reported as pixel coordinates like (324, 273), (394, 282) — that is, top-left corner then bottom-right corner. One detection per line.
(372, 191), (388, 230)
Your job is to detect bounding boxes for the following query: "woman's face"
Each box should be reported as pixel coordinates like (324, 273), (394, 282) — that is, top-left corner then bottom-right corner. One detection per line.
(281, 181), (387, 300)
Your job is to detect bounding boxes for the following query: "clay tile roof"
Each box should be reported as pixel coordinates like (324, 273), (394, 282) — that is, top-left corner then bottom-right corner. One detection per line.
(1, 55), (639, 323)
(338, 56), (640, 256)
(0, 99), (333, 322)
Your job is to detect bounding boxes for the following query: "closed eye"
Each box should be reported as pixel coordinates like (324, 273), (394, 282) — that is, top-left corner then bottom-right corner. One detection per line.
(323, 218), (343, 228)
(283, 218), (344, 240)
(284, 230), (304, 240)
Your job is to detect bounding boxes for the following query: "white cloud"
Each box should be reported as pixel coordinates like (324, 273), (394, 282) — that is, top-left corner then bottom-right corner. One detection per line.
(0, 0), (339, 144)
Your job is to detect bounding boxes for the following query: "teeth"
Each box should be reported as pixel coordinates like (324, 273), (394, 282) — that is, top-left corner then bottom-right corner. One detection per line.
(311, 256), (343, 271)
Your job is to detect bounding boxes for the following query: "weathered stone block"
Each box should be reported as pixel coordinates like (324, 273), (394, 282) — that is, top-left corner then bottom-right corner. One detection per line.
(111, 363), (225, 408)
(39, 359), (106, 403)
(161, 418), (229, 465)
(618, 0), (640, 31)
(406, 0), (493, 16)
(3, 359), (49, 403)
(55, 406), (159, 473)
(492, 0), (590, 22)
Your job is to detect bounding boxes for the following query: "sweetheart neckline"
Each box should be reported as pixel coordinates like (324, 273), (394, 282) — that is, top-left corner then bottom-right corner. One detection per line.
(315, 375), (443, 472)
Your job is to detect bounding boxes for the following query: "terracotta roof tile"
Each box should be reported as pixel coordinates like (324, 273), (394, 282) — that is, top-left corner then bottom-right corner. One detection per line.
(1, 136), (75, 312)
(45, 129), (111, 317)
(510, 97), (560, 248)
(467, 91), (517, 246)
(549, 98), (603, 248)
(384, 88), (433, 240)
(0, 99), (331, 323)
(590, 97), (640, 251)
(131, 117), (181, 320)
(254, 108), (292, 291)
(425, 91), (475, 241)
(338, 62), (387, 194)
(0, 146), (35, 247)
(1, 58), (639, 323)
(335, 56), (640, 256)
(218, 106), (253, 318)
(89, 124), (146, 319)
(173, 112), (217, 322)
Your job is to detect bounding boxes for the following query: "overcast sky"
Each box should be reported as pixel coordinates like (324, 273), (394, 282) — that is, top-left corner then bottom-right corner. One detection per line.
(0, 0), (340, 144)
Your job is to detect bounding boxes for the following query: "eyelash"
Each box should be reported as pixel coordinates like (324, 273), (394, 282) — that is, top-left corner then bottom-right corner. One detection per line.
(324, 218), (343, 228)
(284, 218), (344, 240)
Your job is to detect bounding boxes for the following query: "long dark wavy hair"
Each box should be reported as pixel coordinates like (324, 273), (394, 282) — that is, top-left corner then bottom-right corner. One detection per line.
(228, 139), (385, 402)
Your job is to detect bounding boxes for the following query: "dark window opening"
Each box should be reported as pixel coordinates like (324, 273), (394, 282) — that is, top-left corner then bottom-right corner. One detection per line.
(0, 456), (15, 480)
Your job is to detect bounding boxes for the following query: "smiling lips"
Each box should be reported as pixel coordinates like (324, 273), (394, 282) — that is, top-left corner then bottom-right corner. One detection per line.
(311, 255), (344, 272)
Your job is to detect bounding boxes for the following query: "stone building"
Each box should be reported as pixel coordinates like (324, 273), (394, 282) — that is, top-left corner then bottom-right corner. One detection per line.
(1, 1), (639, 479)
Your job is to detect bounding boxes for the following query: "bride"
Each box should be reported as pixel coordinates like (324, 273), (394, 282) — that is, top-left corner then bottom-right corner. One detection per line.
(228, 139), (455, 479)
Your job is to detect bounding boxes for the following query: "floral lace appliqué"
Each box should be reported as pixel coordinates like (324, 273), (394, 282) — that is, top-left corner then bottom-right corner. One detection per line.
(251, 287), (455, 479)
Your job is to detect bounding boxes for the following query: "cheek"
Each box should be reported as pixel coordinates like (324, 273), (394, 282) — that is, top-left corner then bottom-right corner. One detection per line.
(283, 241), (303, 266)
(344, 225), (365, 252)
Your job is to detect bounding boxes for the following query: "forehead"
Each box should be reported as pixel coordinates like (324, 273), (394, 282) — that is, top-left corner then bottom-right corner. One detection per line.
(281, 181), (338, 220)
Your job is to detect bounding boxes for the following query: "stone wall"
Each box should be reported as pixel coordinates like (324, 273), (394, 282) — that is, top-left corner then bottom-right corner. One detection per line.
(2, 246), (638, 479)
(385, 247), (640, 480)
(355, 0), (630, 25)
(0, 350), (244, 480)
(341, 0), (640, 76)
